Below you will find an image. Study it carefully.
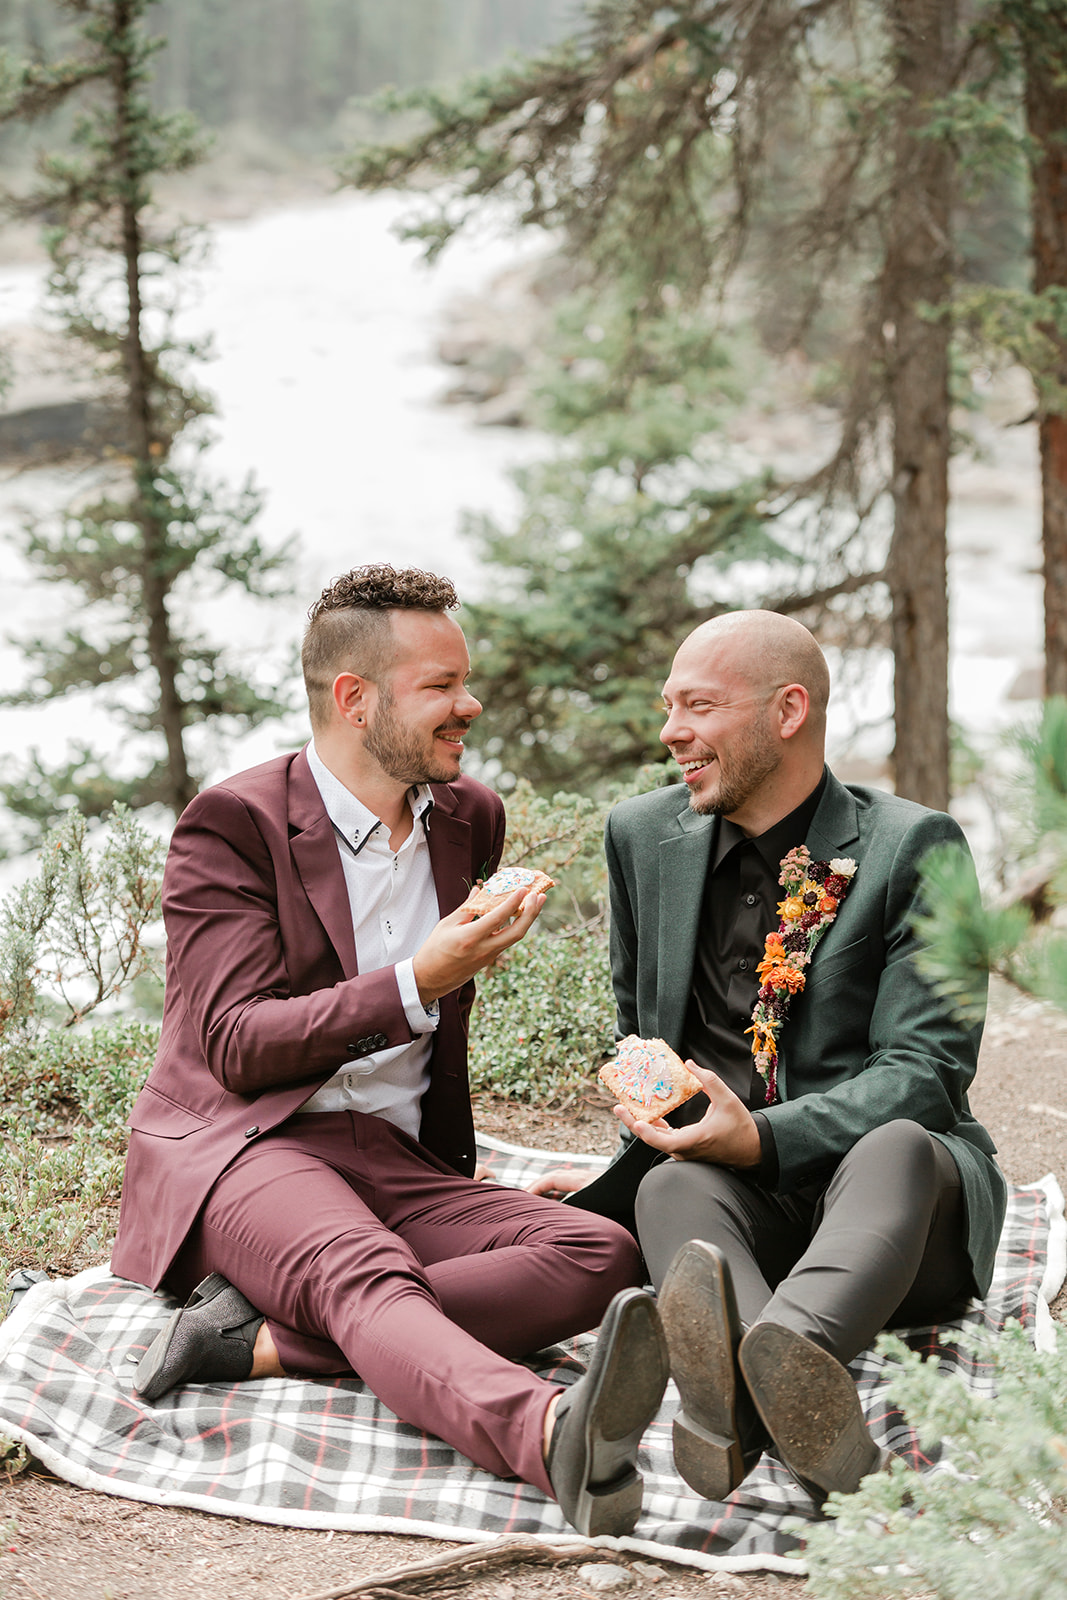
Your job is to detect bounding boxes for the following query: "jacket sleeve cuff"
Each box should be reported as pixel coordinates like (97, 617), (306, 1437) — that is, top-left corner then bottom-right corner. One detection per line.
(751, 1112), (779, 1188)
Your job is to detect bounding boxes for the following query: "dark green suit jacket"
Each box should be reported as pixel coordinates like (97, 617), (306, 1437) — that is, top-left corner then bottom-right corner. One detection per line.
(573, 769), (1006, 1298)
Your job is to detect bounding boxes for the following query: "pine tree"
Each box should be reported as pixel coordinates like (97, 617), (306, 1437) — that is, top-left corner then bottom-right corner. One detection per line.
(1007, 0), (1067, 699)
(460, 281), (810, 790)
(0, 0), (290, 841)
(341, 0), (1044, 810)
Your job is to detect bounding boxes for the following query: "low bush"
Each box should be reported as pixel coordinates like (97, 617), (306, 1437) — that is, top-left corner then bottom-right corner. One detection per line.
(0, 808), (164, 1294)
(467, 768), (671, 1102)
(805, 1324), (1067, 1600)
(468, 923), (615, 1101)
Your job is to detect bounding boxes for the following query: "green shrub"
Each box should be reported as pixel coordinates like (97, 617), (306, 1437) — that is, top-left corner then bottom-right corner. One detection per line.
(0, 1120), (126, 1284)
(468, 923), (615, 1101)
(0, 808), (164, 1295)
(1, 1018), (159, 1141)
(468, 769), (672, 1101)
(804, 1324), (1067, 1600)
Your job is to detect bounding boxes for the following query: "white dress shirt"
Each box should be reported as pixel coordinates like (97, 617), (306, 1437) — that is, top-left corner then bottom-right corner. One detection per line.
(297, 741), (441, 1137)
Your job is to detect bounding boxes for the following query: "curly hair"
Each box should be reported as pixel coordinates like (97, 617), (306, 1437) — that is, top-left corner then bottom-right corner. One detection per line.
(302, 564), (461, 730)
(307, 565), (459, 621)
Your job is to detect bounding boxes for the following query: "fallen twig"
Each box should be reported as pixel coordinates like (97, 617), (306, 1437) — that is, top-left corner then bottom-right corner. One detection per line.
(291, 1535), (603, 1600)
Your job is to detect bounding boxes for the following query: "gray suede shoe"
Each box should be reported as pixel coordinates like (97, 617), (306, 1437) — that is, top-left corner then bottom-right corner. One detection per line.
(546, 1287), (669, 1537)
(134, 1273), (265, 1402)
(739, 1322), (891, 1500)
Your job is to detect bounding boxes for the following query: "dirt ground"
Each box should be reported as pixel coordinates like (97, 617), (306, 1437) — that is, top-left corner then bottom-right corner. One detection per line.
(1, 976), (1064, 1600)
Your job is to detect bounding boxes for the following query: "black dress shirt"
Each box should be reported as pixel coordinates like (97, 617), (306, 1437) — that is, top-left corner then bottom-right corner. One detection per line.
(676, 770), (828, 1181)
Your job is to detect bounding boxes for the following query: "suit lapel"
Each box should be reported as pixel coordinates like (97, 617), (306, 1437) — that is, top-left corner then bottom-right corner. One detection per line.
(656, 803), (716, 1043)
(424, 787), (473, 917)
(288, 749), (359, 979)
(800, 770), (862, 982)
(804, 769), (861, 859)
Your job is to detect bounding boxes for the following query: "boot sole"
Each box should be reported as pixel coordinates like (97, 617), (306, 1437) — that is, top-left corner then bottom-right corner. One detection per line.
(739, 1323), (883, 1497)
(659, 1241), (749, 1501)
(553, 1289), (670, 1537)
(133, 1305), (186, 1401)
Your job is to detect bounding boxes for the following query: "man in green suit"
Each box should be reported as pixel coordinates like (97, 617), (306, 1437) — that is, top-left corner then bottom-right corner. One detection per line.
(567, 609), (1005, 1504)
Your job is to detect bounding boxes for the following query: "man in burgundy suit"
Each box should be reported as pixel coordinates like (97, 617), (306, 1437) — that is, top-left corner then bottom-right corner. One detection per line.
(112, 565), (668, 1537)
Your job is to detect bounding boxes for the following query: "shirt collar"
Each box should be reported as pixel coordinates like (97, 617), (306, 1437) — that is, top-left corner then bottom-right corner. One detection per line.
(307, 740), (433, 853)
(713, 767), (828, 871)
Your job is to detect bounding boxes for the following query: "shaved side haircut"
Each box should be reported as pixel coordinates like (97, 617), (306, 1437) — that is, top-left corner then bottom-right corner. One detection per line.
(301, 564), (460, 730)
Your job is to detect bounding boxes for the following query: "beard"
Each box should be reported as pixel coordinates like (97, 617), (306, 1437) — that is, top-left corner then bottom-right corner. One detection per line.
(688, 719), (782, 818)
(364, 685), (468, 785)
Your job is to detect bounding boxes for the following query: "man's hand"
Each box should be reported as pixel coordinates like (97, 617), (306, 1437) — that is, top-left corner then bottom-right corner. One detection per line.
(613, 1061), (762, 1169)
(413, 887), (546, 1006)
(527, 1166), (592, 1198)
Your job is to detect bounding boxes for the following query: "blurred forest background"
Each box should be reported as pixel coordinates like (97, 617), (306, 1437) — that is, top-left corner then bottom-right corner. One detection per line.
(0, 0), (575, 143)
(0, 0), (1065, 1019)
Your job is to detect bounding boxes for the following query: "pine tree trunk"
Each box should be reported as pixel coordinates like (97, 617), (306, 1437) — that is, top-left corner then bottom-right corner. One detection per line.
(1020, 10), (1067, 700)
(112, 0), (197, 814)
(883, 0), (956, 811)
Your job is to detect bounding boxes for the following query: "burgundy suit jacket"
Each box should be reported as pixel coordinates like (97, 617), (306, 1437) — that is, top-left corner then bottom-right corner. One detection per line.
(110, 749), (505, 1290)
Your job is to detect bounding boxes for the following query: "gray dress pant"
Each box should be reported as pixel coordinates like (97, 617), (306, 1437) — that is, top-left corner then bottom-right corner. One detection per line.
(636, 1119), (973, 1365)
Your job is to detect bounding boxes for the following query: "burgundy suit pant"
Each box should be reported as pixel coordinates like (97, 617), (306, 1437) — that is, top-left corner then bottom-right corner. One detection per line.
(172, 1111), (643, 1490)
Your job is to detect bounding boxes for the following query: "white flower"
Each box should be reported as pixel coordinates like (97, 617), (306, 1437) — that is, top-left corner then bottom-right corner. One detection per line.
(829, 857), (857, 878)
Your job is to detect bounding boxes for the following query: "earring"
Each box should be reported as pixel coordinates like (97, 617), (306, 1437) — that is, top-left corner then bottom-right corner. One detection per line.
(355, 716), (364, 725)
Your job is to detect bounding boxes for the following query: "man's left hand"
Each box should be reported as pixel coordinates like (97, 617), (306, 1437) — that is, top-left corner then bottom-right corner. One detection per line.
(613, 1061), (762, 1168)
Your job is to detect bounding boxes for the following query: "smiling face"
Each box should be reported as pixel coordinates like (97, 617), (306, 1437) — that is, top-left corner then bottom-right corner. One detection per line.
(660, 635), (785, 821)
(362, 609), (481, 786)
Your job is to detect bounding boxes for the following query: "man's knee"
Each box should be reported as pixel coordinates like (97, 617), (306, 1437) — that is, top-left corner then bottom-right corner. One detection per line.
(842, 1119), (939, 1187)
(570, 1211), (644, 1289)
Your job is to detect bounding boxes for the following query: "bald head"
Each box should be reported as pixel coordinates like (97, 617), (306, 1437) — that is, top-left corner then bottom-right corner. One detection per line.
(678, 612), (830, 731)
(661, 610), (830, 833)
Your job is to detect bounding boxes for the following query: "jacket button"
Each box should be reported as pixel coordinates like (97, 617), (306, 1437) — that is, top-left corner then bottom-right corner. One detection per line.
(372, 1032), (388, 1050)
(244, 1126), (259, 1138)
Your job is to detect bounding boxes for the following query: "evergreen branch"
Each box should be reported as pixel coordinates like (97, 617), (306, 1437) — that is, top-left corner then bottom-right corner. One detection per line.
(767, 567), (888, 614)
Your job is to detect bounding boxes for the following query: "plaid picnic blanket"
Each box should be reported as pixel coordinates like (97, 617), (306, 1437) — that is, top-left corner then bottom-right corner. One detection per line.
(0, 1135), (1062, 1577)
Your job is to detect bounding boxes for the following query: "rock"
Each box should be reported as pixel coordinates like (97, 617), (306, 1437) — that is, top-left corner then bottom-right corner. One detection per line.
(630, 1561), (669, 1582)
(576, 1563), (636, 1592)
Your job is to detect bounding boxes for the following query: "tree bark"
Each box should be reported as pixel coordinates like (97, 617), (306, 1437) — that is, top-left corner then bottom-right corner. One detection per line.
(112, 0), (196, 815)
(1019, 6), (1067, 699)
(883, 0), (956, 810)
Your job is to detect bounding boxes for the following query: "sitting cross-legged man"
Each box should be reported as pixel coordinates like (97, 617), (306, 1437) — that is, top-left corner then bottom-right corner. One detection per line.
(545, 610), (1006, 1503)
(112, 564), (668, 1537)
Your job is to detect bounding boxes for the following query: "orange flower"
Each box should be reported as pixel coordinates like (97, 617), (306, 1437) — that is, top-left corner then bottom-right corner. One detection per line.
(762, 963), (806, 994)
(778, 895), (806, 921)
(818, 893), (838, 914)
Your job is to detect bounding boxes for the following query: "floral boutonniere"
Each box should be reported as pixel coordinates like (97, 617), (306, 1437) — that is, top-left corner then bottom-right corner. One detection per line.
(747, 845), (857, 1103)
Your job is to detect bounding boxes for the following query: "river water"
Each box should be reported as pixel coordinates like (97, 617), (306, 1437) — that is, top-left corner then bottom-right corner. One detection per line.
(0, 188), (1045, 860)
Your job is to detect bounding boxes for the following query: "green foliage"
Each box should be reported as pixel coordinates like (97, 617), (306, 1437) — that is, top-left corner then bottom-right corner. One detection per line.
(457, 279), (793, 793)
(913, 843), (1029, 1024)
(0, 806), (163, 1289)
(463, 462), (783, 791)
(1, 1018), (157, 1142)
(917, 699), (1067, 1019)
(343, 0), (1064, 812)
(0, 804), (164, 1054)
(467, 923), (615, 1101)
(805, 1324), (1067, 1600)
(954, 285), (1067, 413)
(468, 767), (672, 1098)
(0, 0), (292, 842)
